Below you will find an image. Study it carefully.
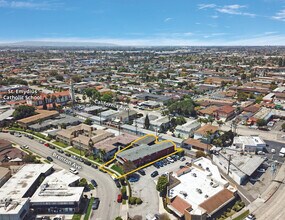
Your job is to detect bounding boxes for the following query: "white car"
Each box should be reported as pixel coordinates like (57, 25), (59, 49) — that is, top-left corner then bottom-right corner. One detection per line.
(69, 168), (79, 175)
(20, 145), (29, 149)
(167, 157), (174, 163)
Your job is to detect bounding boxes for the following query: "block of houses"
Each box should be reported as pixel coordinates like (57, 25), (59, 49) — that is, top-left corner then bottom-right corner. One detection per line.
(182, 138), (212, 153)
(215, 105), (235, 122)
(174, 120), (201, 139)
(93, 133), (138, 160)
(56, 124), (114, 149)
(194, 124), (219, 143)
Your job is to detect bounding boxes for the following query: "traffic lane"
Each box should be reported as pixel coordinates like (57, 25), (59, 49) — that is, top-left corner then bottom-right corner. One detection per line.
(0, 133), (120, 220)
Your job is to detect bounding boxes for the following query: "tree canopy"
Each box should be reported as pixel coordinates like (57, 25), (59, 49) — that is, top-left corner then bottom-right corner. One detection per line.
(156, 176), (168, 193)
(168, 98), (197, 117)
(13, 105), (36, 120)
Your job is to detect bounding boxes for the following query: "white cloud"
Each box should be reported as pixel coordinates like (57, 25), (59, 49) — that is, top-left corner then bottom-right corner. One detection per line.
(198, 4), (216, 10)
(211, 15), (219, 19)
(3, 34), (285, 46)
(272, 9), (285, 21)
(0, 0), (62, 10)
(164, 17), (173, 22)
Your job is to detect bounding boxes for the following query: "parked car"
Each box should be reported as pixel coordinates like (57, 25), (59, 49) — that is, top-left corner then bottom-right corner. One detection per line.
(58, 149), (64, 154)
(91, 164), (98, 169)
(117, 194), (122, 203)
(49, 145), (55, 149)
(47, 156), (53, 162)
(245, 214), (256, 220)
(257, 168), (266, 173)
(44, 143), (49, 147)
(138, 169), (146, 175)
(84, 160), (91, 166)
(65, 153), (71, 157)
(180, 157), (186, 161)
(91, 179), (98, 187)
(257, 151), (265, 155)
(151, 171), (159, 178)
(271, 149), (276, 153)
(92, 198), (100, 210)
(114, 179), (121, 188)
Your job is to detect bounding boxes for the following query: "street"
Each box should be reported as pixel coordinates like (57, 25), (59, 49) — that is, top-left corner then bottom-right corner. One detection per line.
(0, 132), (120, 220)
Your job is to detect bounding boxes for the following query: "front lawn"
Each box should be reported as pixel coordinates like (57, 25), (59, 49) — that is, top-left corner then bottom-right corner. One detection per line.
(69, 147), (84, 156)
(111, 164), (124, 174)
(53, 141), (68, 148)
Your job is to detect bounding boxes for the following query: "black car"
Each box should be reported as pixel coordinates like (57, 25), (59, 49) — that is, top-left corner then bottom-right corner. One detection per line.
(65, 153), (71, 157)
(138, 169), (146, 175)
(114, 179), (121, 188)
(47, 156), (53, 162)
(78, 158), (84, 162)
(91, 179), (98, 187)
(151, 171), (159, 178)
(91, 164), (98, 169)
(84, 160), (91, 166)
(92, 198), (100, 210)
(58, 149), (64, 154)
(49, 145), (55, 149)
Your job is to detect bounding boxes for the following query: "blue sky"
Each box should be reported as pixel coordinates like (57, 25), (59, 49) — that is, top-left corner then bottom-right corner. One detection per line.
(0, 0), (285, 46)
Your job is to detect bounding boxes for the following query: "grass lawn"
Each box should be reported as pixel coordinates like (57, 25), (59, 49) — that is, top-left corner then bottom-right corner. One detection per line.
(233, 210), (250, 220)
(69, 147), (84, 156)
(84, 197), (94, 220)
(72, 214), (82, 220)
(111, 164), (124, 174)
(53, 141), (68, 148)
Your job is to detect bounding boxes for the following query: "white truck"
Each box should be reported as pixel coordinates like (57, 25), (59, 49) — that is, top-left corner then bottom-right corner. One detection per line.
(279, 147), (285, 157)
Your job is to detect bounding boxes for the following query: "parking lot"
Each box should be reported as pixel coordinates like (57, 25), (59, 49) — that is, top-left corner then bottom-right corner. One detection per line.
(128, 155), (192, 219)
(264, 140), (285, 163)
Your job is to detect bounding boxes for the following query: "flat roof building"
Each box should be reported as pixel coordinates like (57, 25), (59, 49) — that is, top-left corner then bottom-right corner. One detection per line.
(116, 141), (175, 167)
(167, 157), (236, 220)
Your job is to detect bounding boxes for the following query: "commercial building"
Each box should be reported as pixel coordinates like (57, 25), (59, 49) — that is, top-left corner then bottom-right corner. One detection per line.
(167, 157), (237, 220)
(0, 164), (53, 220)
(213, 149), (265, 184)
(116, 141), (175, 167)
(233, 136), (266, 152)
(30, 170), (84, 214)
(0, 167), (11, 187)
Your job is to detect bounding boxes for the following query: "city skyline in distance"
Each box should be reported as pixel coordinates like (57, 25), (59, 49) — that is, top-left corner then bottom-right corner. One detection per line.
(0, 0), (285, 46)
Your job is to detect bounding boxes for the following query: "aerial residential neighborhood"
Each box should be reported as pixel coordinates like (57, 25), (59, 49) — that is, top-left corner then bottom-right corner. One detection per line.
(1, 1), (285, 220)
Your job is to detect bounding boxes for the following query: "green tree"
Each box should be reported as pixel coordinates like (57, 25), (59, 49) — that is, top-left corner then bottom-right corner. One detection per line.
(156, 176), (168, 194)
(13, 105), (36, 120)
(196, 150), (206, 158)
(101, 93), (113, 102)
(84, 118), (92, 125)
(78, 178), (87, 187)
(144, 114), (150, 129)
(115, 217), (123, 220)
(256, 119), (267, 127)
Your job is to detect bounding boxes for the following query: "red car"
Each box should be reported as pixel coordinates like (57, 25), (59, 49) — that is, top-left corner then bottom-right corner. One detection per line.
(117, 194), (122, 203)
(44, 143), (49, 147)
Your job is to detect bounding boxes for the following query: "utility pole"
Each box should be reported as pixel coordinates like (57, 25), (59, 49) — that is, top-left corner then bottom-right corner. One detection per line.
(227, 154), (232, 175)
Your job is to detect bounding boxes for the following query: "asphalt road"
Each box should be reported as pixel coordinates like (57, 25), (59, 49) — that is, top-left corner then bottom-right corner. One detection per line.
(0, 132), (120, 220)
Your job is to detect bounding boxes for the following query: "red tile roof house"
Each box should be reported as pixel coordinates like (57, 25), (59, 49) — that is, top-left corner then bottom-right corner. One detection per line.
(214, 105), (235, 122)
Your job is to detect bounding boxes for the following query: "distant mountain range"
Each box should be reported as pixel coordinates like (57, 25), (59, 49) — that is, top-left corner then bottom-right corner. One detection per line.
(0, 41), (118, 47)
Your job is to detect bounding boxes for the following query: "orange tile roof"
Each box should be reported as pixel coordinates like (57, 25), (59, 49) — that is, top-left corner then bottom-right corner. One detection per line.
(170, 196), (192, 216)
(216, 105), (235, 114)
(183, 138), (209, 150)
(195, 124), (219, 136)
(199, 189), (234, 215)
(199, 106), (219, 115)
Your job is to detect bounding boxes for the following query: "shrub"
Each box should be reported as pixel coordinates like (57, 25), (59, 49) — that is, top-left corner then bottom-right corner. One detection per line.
(135, 198), (142, 205)
(128, 197), (136, 205)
